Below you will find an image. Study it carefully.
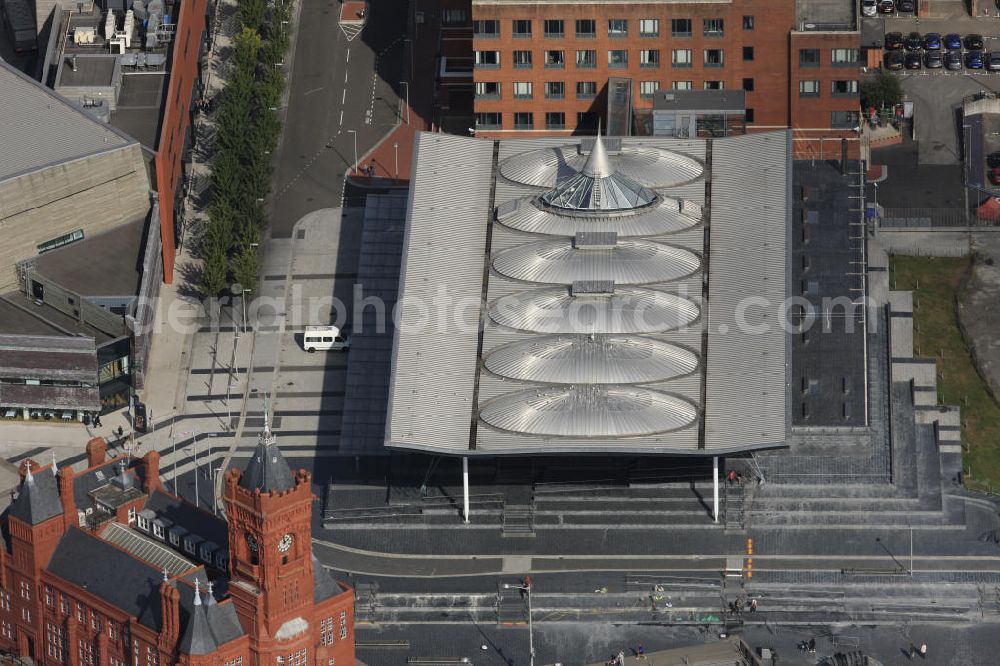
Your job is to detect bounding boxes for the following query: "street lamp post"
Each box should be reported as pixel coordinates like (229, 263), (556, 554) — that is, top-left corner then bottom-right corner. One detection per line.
(393, 142), (399, 180)
(185, 446), (198, 509)
(172, 431), (192, 495)
(399, 81), (410, 124)
(347, 129), (358, 174)
(503, 583), (534, 666)
(212, 467), (223, 516)
(242, 288), (251, 335)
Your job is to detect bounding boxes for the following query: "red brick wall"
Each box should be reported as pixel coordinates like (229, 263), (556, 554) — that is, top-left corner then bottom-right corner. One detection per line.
(470, 0), (861, 158)
(472, 1), (794, 133)
(155, 0), (207, 284)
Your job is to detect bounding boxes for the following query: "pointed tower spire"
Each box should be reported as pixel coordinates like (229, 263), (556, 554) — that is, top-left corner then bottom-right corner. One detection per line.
(51, 452), (58, 476)
(582, 119), (612, 178)
(262, 395), (271, 439)
(239, 394), (294, 494)
(24, 460), (34, 485)
(205, 581), (216, 606)
(193, 579), (202, 606)
(163, 568), (170, 583)
(178, 578), (217, 656)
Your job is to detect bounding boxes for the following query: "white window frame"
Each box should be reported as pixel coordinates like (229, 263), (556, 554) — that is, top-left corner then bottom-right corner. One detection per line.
(639, 19), (659, 37)
(640, 81), (659, 97)
(512, 81), (532, 99)
(672, 81), (693, 91)
(672, 49), (692, 66)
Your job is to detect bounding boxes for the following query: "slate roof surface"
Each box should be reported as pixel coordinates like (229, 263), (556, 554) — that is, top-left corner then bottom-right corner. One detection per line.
(47, 528), (165, 630)
(143, 489), (228, 548)
(239, 433), (295, 494)
(8, 468), (62, 525)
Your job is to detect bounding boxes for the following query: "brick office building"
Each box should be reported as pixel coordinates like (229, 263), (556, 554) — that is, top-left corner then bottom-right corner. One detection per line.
(470, 0), (860, 157)
(0, 426), (354, 665)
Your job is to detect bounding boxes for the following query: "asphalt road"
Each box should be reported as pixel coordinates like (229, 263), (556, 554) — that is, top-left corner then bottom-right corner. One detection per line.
(269, 0), (406, 236)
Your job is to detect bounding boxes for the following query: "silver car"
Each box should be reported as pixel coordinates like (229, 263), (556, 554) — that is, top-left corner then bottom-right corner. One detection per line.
(862, 0), (877, 17)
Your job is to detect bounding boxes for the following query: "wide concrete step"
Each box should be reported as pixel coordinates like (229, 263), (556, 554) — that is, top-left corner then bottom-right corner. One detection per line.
(754, 483), (910, 499)
(751, 508), (954, 527)
(534, 513), (715, 527)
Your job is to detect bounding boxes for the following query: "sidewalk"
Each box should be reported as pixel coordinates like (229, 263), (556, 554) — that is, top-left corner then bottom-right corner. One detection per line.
(348, 0), (439, 185)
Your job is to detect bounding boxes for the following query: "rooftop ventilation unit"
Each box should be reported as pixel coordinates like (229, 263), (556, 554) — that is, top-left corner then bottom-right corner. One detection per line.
(571, 280), (615, 296)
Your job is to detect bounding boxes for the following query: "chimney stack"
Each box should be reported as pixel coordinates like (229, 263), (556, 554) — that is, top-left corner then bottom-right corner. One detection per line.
(86, 437), (107, 468)
(142, 449), (162, 494)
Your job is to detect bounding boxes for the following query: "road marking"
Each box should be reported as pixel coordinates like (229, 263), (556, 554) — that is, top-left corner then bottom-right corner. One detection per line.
(303, 86), (324, 96)
(346, 47), (350, 64)
(339, 110), (344, 126)
(342, 88), (346, 105)
(344, 71), (348, 83)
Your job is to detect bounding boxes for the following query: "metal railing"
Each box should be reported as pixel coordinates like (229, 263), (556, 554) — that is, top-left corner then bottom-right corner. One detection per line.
(881, 208), (999, 228)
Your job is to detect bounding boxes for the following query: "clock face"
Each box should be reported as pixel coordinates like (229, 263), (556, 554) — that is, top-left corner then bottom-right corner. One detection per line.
(278, 533), (293, 553)
(246, 533), (259, 553)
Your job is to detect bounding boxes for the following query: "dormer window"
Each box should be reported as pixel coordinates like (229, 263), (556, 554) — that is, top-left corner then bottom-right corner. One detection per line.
(169, 531), (180, 546)
(152, 523), (164, 539)
(127, 507), (136, 524)
(184, 539), (196, 555)
(136, 515), (149, 531)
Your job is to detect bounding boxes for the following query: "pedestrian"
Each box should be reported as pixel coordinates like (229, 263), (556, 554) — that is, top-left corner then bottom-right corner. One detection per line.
(616, 650), (624, 666)
(749, 598), (758, 612)
(919, 644), (927, 658)
(807, 638), (815, 654)
(907, 645), (916, 659)
(636, 645), (646, 660)
(117, 425), (124, 438)
(727, 470), (737, 486)
(94, 414), (102, 428)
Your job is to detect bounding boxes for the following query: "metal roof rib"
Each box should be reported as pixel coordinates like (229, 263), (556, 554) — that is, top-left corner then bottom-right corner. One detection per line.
(100, 522), (196, 576)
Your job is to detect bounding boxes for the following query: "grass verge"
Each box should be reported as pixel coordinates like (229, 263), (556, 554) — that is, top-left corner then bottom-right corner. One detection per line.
(889, 255), (1000, 492)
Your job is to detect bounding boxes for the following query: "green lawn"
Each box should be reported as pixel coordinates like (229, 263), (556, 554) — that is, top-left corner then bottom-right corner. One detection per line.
(889, 255), (1000, 492)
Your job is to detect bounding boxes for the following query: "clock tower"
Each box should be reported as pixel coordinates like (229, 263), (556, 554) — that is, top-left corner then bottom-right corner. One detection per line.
(222, 416), (316, 662)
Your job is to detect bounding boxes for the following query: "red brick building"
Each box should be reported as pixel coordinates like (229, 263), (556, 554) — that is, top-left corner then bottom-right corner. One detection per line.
(0, 429), (354, 665)
(468, 0), (860, 157)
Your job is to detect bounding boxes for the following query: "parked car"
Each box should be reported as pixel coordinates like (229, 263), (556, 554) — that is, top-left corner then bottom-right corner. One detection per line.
(988, 152), (1000, 168)
(924, 50), (944, 68)
(922, 33), (942, 50)
(2, 409), (16, 420)
(904, 52), (922, 69)
(884, 51), (905, 70)
(966, 50), (985, 69)
(965, 34), (985, 51)
(896, 0), (915, 11)
(904, 32), (923, 51)
(988, 51), (1000, 71)
(944, 33), (963, 50)
(944, 50), (963, 70)
(989, 167), (1000, 185)
(862, 0), (878, 16)
(885, 32), (904, 50)
(878, 0), (895, 12)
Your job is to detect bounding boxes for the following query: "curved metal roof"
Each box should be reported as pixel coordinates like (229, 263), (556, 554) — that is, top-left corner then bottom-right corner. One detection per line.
(483, 334), (700, 384)
(538, 132), (658, 211)
(500, 145), (704, 189)
(489, 286), (700, 334)
(479, 385), (699, 437)
(493, 239), (701, 285)
(497, 196), (701, 237)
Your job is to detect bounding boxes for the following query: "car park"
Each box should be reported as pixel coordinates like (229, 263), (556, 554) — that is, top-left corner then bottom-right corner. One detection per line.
(923, 33), (942, 50)
(944, 51), (963, 70)
(885, 32), (904, 50)
(966, 50), (985, 69)
(884, 51), (905, 70)
(965, 34), (985, 50)
(904, 32), (923, 51)
(878, 0), (895, 13)
(896, 0), (915, 11)
(987, 152), (1000, 168)
(988, 52), (1000, 71)
(944, 33), (962, 50)
(904, 52), (922, 69)
(862, 0), (877, 17)
(924, 50), (943, 69)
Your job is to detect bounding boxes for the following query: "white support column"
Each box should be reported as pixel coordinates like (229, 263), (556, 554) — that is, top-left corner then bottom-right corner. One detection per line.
(462, 457), (470, 524)
(712, 456), (719, 523)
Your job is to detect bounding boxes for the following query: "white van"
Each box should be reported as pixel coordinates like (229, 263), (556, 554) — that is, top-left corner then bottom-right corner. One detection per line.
(303, 325), (350, 352)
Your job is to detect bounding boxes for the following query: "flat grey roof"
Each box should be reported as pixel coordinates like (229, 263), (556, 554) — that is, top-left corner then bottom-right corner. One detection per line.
(653, 90), (746, 113)
(386, 131), (790, 456)
(0, 58), (133, 183)
(0, 334), (97, 380)
(796, 0), (855, 28)
(0, 295), (114, 344)
(57, 55), (116, 87)
(33, 217), (147, 297)
(112, 73), (167, 149)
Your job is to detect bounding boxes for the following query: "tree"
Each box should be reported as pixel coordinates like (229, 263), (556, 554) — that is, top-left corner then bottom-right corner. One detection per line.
(861, 70), (903, 110)
(201, 241), (229, 298)
(231, 245), (259, 296)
